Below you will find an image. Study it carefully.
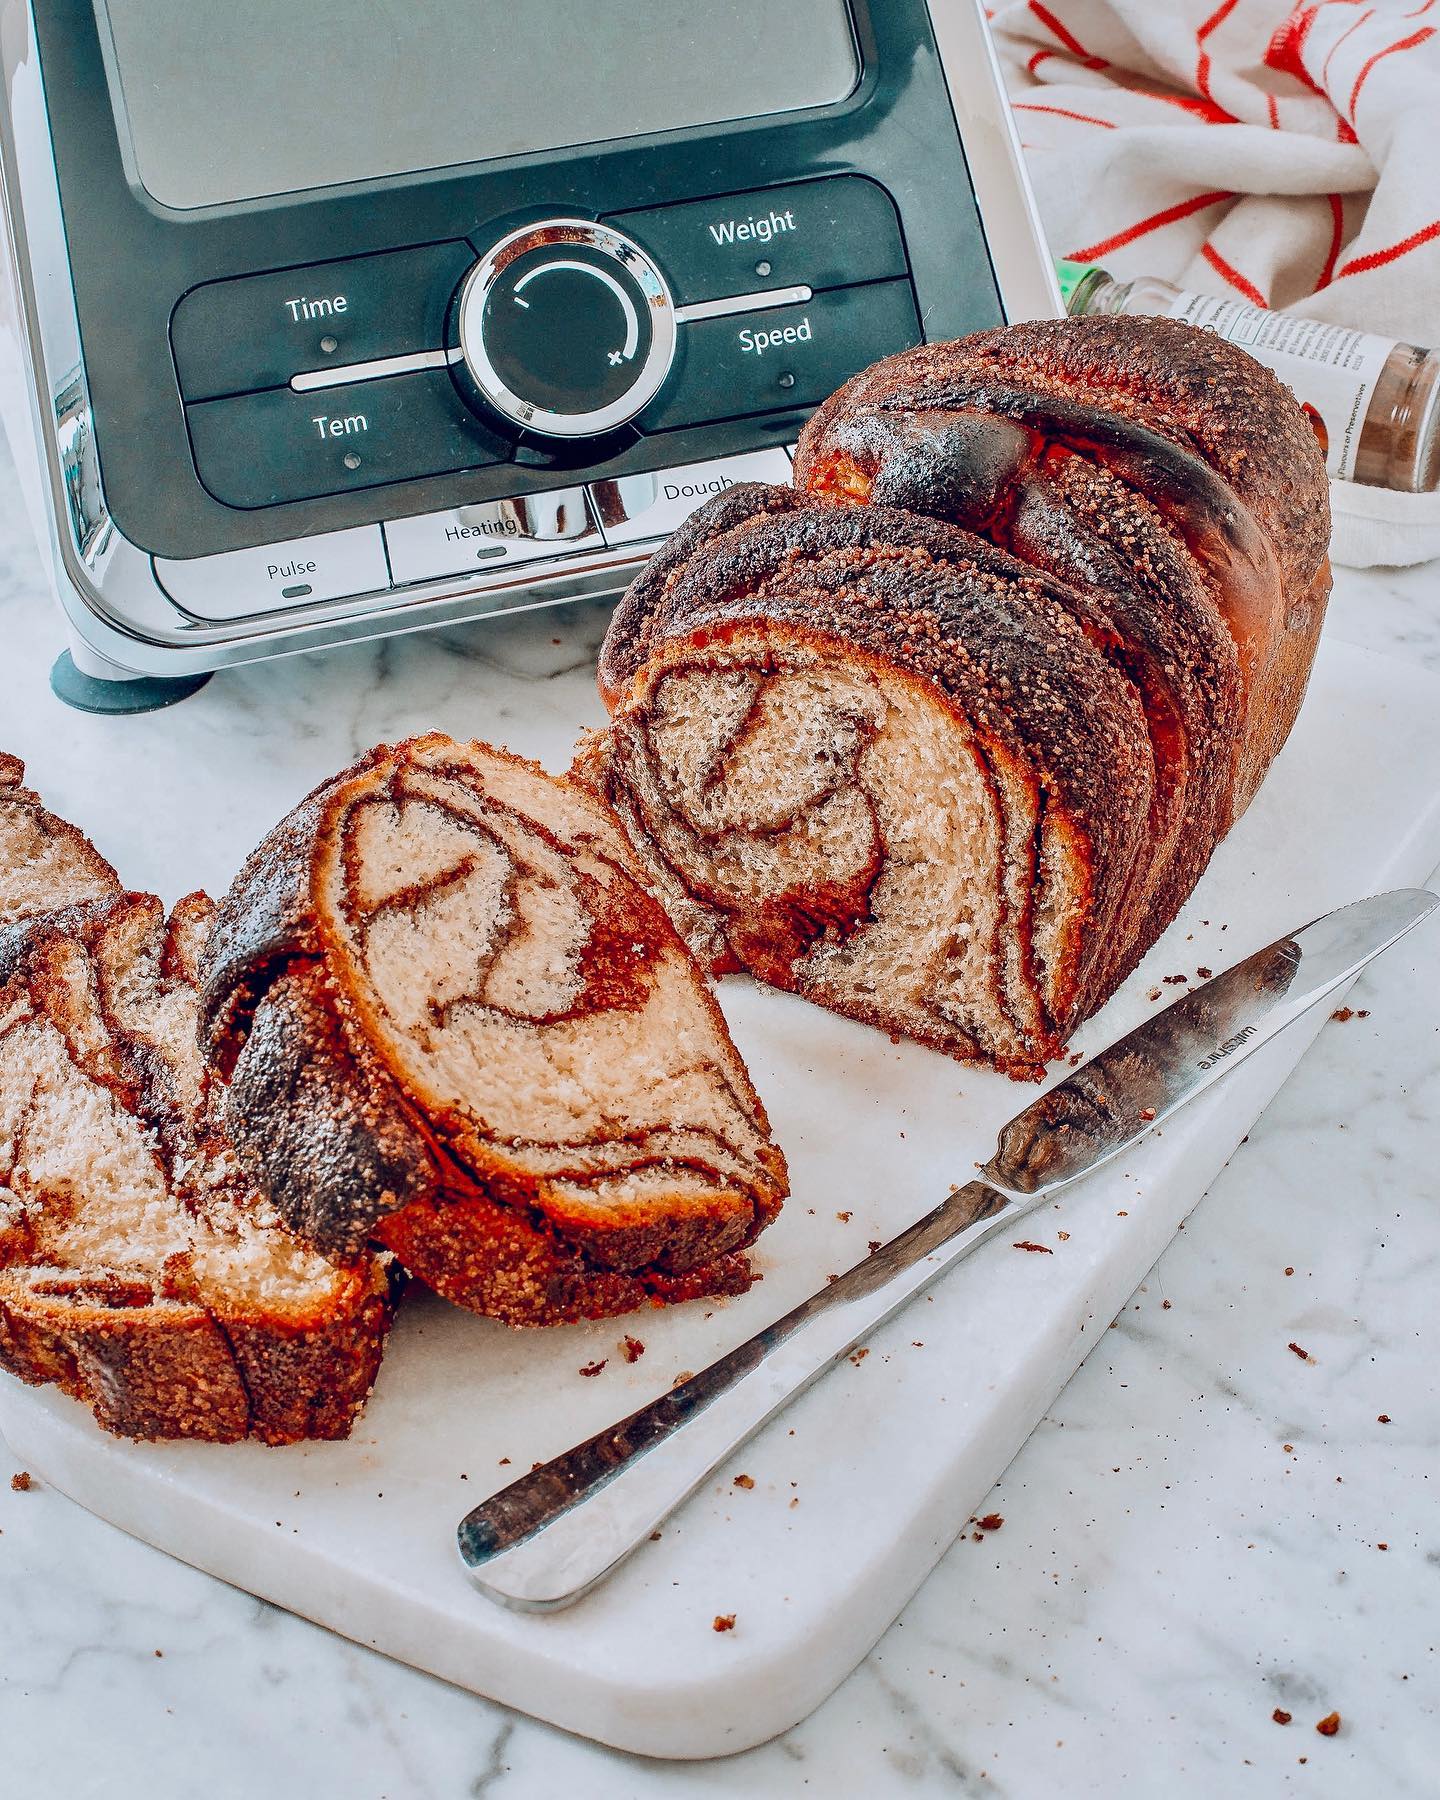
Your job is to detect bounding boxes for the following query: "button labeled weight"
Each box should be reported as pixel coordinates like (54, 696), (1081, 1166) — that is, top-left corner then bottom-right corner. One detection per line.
(610, 177), (907, 305)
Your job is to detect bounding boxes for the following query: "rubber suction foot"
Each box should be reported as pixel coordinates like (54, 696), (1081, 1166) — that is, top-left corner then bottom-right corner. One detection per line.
(49, 651), (213, 715)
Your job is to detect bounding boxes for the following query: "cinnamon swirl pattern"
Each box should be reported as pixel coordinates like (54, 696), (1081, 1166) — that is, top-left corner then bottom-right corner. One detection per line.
(200, 736), (787, 1326)
(589, 316), (1331, 1075)
(0, 756), (394, 1443)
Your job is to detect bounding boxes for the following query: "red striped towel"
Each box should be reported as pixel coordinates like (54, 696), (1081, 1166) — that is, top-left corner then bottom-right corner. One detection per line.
(991, 0), (1440, 565)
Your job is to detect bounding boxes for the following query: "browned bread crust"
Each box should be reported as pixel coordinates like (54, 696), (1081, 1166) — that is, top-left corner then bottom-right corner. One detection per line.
(794, 316), (1330, 810)
(590, 317), (1330, 1073)
(199, 735), (787, 1326)
(0, 752), (121, 923)
(0, 762), (396, 1444)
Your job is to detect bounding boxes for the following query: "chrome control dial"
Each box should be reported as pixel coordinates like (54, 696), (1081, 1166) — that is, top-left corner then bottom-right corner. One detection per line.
(456, 220), (676, 439)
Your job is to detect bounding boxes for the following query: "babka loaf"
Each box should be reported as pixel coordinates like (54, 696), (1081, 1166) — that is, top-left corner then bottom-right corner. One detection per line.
(588, 316), (1330, 1075)
(199, 735), (788, 1326)
(0, 759), (396, 1443)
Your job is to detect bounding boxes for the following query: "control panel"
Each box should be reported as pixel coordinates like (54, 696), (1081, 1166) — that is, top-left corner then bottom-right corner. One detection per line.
(168, 176), (921, 515)
(152, 446), (795, 621)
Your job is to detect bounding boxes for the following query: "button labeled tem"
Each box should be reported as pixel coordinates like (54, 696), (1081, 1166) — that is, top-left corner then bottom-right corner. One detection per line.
(609, 177), (907, 305)
(186, 370), (508, 508)
(154, 526), (389, 620)
(642, 280), (922, 433)
(385, 487), (601, 585)
(171, 240), (473, 401)
(591, 449), (792, 546)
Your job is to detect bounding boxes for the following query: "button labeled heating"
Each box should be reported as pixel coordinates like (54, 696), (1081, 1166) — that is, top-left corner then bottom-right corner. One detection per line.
(384, 488), (602, 585)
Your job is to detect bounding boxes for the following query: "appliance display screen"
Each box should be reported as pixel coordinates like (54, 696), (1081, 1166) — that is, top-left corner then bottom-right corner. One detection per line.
(93, 1), (861, 211)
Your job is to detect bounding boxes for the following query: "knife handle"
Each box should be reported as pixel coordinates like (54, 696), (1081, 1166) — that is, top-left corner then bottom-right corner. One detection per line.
(457, 1178), (1030, 1611)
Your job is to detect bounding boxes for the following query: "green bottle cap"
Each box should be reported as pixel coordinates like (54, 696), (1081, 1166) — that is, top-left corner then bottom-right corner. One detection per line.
(1054, 259), (1100, 306)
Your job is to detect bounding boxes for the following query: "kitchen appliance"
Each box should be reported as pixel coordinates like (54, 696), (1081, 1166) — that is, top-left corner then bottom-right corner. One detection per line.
(0, 0), (1056, 707)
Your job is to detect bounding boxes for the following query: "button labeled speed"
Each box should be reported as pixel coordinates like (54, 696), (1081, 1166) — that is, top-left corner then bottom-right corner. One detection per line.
(457, 220), (676, 440)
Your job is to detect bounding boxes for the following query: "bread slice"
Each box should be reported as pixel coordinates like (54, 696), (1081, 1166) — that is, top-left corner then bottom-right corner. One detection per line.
(588, 490), (1155, 1075)
(199, 735), (788, 1326)
(0, 751), (122, 922)
(0, 760), (396, 1443)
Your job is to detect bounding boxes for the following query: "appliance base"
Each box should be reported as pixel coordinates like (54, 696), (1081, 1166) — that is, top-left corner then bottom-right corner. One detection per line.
(49, 649), (213, 714)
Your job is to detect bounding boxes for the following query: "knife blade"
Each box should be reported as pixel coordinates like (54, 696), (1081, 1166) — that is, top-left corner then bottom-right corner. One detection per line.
(458, 887), (1436, 1612)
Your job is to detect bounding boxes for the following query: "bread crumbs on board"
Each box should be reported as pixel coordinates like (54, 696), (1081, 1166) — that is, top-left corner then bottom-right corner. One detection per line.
(620, 1335), (646, 1363)
(10, 1471), (32, 1492)
(1315, 1712), (1341, 1736)
(713, 1613), (737, 1633)
(1013, 1240), (1053, 1254)
(732, 1473), (755, 1490)
(578, 1359), (607, 1377)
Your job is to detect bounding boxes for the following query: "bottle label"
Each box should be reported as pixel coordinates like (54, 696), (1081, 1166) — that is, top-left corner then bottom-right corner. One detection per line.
(1162, 290), (1392, 481)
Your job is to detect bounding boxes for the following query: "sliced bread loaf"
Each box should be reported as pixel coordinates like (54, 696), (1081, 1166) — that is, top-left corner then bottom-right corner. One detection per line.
(587, 318), (1328, 1077)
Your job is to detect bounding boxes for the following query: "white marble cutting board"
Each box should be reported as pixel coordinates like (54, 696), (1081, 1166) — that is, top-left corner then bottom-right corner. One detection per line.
(3, 636), (1439, 1761)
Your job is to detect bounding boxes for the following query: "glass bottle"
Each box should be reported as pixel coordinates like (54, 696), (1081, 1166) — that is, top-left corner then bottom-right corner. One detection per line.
(1058, 259), (1440, 493)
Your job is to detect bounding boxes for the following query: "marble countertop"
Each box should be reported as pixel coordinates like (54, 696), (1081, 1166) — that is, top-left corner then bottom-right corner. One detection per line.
(1, 418), (1437, 1797)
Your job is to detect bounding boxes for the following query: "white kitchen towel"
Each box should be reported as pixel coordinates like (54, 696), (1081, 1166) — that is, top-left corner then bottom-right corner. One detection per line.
(990, 0), (1440, 567)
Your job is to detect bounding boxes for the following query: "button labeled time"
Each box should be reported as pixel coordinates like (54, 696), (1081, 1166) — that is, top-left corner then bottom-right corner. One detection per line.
(171, 241), (473, 402)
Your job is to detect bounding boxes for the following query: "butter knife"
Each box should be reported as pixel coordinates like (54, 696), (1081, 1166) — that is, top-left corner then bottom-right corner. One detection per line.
(458, 887), (1436, 1612)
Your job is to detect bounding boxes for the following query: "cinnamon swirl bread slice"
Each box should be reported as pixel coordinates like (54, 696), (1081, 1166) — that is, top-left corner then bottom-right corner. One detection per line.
(199, 736), (787, 1327)
(0, 762), (395, 1443)
(588, 491), (1155, 1075)
(0, 750), (122, 921)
